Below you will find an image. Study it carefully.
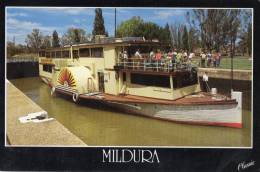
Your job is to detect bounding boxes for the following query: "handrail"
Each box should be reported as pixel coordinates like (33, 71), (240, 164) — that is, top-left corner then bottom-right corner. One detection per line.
(115, 59), (195, 72)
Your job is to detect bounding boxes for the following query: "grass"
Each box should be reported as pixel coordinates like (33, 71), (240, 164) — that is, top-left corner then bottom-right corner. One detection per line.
(192, 56), (252, 70)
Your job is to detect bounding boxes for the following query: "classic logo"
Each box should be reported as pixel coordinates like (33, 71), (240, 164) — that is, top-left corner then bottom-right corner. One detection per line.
(238, 160), (255, 171)
(102, 149), (160, 163)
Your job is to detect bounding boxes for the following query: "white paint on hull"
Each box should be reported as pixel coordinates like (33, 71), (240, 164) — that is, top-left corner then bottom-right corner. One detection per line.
(106, 91), (242, 126)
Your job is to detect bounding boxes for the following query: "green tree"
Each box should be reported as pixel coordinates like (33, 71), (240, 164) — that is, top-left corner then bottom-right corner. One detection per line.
(188, 28), (197, 52)
(52, 30), (60, 47)
(162, 23), (171, 44)
(187, 9), (242, 53)
(182, 26), (189, 51)
(116, 16), (170, 43)
(92, 8), (106, 36)
(116, 16), (144, 37)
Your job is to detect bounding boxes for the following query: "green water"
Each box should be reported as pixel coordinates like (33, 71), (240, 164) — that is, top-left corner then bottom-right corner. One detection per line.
(10, 77), (252, 147)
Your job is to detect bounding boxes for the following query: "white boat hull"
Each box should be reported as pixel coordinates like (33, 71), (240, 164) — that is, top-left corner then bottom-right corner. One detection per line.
(106, 92), (242, 128)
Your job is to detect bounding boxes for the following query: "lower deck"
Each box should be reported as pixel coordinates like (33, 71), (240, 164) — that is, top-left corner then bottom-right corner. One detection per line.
(55, 87), (237, 106)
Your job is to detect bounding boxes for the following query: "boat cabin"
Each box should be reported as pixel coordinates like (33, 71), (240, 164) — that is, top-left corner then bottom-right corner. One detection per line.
(38, 37), (200, 100)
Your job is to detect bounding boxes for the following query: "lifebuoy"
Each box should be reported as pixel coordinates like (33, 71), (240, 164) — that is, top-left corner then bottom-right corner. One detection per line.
(50, 87), (55, 96)
(72, 93), (79, 102)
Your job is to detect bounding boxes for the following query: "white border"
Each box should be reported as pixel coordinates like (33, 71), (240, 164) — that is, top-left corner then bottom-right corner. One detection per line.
(5, 7), (254, 149)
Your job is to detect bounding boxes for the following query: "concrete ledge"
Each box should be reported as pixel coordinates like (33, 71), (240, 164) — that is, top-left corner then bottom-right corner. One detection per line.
(6, 80), (86, 146)
(198, 68), (252, 81)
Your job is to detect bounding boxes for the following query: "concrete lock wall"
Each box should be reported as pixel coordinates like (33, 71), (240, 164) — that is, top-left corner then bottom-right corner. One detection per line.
(7, 62), (39, 79)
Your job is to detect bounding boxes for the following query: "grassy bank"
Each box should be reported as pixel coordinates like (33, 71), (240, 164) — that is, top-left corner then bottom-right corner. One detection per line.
(193, 56), (252, 70)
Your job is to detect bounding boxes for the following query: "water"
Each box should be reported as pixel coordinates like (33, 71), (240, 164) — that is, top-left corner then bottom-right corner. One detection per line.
(10, 77), (252, 147)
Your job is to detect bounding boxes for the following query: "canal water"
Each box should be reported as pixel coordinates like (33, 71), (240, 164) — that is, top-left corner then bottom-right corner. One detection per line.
(10, 77), (251, 147)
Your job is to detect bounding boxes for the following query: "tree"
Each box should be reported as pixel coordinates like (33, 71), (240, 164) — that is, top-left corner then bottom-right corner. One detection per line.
(92, 8), (106, 36)
(116, 16), (170, 43)
(61, 28), (87, 45)
(74, 29), (80, 43)
(187, 9), (242, 53)
(7, 41), (16, 57)
(41, 36), (52, 49)
(158, 23), (171, 44)
(182, 26), (189, 51)
(52, 30), (60, 47)
(188, 27), (197, 52)
(116, 16), (144, 37)
(247, 23), (252, 56)
(25, 29), (43, 52)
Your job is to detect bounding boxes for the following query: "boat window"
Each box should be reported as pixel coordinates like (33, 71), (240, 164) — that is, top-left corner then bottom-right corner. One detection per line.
(56, 51), (61, 58)
(91, 48), (103, 58)
(123, 72), (126, 82)
(51, 51), (56, 58)
(131, 73), (170, 88)
(173, 71), (198, 89)
(62, 51), (70, 58)
(79, 48), (90, 57)
(43, 64), (52, 73)
(39, 51), (45, 57)
(73, 50), (79, 58)
(46, 52), (50, 58)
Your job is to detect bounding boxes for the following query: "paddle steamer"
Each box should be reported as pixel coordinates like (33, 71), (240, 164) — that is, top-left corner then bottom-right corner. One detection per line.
(38, 36), (242, 128)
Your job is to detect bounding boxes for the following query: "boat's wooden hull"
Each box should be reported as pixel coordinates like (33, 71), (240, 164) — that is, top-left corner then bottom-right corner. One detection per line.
(52, 82), (243, 128)
(104, 100), (242, 128)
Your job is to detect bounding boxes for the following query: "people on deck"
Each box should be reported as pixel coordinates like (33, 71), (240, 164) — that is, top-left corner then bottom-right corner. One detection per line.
(176, 51), (182, 64)
(207, 52), (212, 67)
(149, 50), (155, 62)
(200, 52), (206, 68)
(123, 51), (128, 60)
(216, 52), (221, 67)
(173, 49), (177, 64)
(188, 52), (194, 62)
(155, 50), (162, 70)
(135, 49), (142, 58)
(183, 51), (188, 62)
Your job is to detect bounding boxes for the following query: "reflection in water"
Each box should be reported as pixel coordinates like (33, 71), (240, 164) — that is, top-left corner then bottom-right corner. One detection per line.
(10, 77), (251, 147)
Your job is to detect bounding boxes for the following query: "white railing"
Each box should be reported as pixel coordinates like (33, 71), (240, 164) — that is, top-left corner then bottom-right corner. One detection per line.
(116, 59), (194, 72)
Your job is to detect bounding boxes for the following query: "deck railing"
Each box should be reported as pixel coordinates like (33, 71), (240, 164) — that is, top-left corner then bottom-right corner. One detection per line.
(7, 56), (38, 63)
(115, 58), (195, 72)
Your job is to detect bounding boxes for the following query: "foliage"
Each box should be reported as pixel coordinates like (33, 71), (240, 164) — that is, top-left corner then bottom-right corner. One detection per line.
(116, 16), (144, 37)
(61, 28), (87, 45)
(186, 9), (244, 55)
(41, 36), (51, 49)
(7, 41), (28, 57)
(25, 29), (43, 52)
(52, 30), (60, 48)
(92, 8), (106, 36)
(116, 16), (171, 43)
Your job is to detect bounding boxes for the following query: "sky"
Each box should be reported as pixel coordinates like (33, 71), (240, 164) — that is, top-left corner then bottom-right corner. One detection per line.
(6, 7), (189, 45)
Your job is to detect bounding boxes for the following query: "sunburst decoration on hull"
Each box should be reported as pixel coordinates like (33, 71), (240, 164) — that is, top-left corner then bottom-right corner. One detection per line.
(57, 68), (76, 87)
